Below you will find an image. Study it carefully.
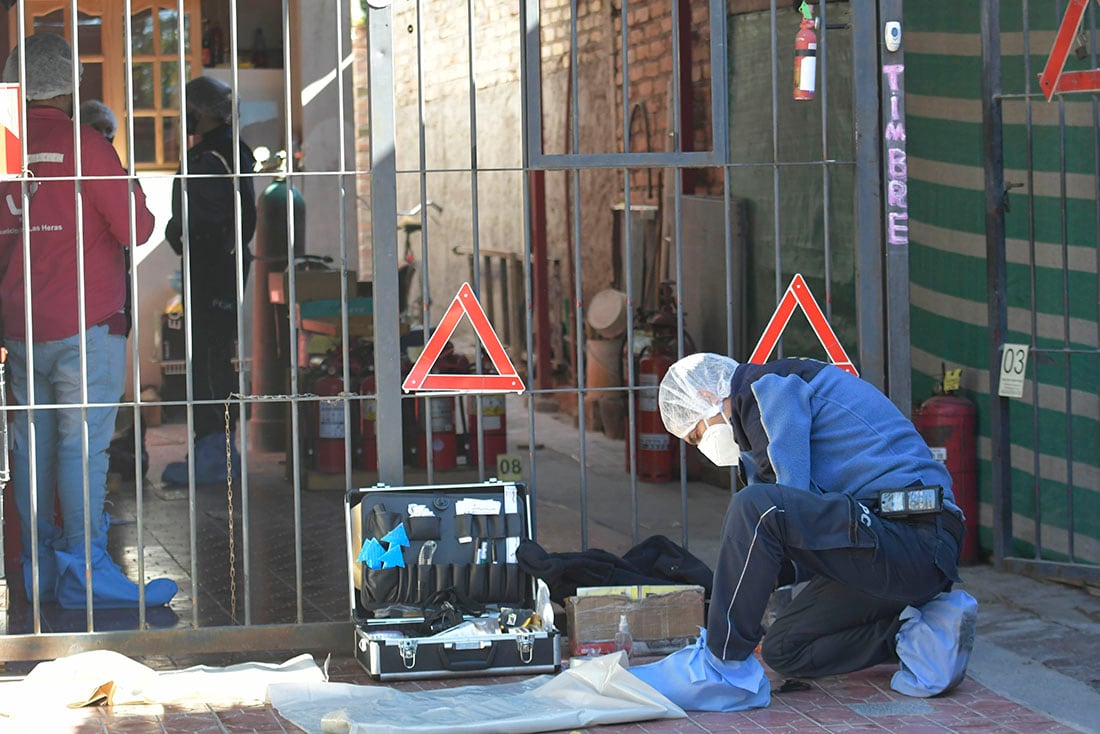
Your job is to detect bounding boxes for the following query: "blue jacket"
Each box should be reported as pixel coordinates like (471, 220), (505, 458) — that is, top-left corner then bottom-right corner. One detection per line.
(729, 358), (957, 510)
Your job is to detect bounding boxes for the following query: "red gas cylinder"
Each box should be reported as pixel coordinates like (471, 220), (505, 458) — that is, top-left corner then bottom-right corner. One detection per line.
(629, 350), (676, 482)
(313, 372), (350, 474)
(467, 393), (507, 469)
(913, 394), (979, 564)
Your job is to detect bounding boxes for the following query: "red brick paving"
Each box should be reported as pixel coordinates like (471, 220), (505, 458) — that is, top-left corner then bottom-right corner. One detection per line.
(2, 656), (1078, 734)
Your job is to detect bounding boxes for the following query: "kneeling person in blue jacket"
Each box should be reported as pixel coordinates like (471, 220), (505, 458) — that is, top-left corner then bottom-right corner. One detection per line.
(628, 353), (976, 711)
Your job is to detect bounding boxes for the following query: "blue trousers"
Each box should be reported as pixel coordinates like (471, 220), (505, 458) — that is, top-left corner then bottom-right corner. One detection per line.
(7, 325), (126, 554)
(708, 483), (961, 676)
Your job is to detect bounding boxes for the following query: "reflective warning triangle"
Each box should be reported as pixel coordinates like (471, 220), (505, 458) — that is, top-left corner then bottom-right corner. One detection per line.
(0, 84), (22, 179)
(1038, 0), (1100, 101)
(749, 273), (858, 376)
(402, 282), (526, 393)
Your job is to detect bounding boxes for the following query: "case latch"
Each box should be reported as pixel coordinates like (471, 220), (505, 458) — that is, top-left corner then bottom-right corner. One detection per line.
(398, 639), (419, 669)
(515, 630), (536, 664)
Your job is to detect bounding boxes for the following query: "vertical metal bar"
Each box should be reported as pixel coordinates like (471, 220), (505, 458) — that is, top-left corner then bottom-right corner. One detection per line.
(622, 0), (640, 544)
(368, 3), (405, 486)
(820, 0), (833, 321)
(226, 0), (253, 628)
(282, 0), (313, 625)
(12, 0), (43, 630)
(980, 0), (1013, 565)
(1056, 95), (1074, 562)
(881, 0), (911, 414)
(334, 0), (354, 569)
(568, 0), (589, 549)
(1022, 0), (1041, 559)
(851, 0), (885, 390)
(69, 0), (96, 622)
(518, 0), (541, 537)
(671, 0), (689, 548)
(709, 0), (729, 164)
(414, 0), (434, 483)
(467, 0), (485, 482)
(769, 1), (783, 358)
(122, 0), (147, 630)
(1090, 0), (1100, 569)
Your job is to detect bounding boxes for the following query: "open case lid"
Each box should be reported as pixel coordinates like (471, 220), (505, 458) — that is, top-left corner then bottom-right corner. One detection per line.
(345, 480), (535, 619)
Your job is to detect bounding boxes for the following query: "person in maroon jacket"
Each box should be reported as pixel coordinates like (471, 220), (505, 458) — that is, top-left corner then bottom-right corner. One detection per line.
(0, 33), (176, 609)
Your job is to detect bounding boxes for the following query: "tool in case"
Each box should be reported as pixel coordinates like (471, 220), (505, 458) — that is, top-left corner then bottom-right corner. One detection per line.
(345, 480), (561, 680)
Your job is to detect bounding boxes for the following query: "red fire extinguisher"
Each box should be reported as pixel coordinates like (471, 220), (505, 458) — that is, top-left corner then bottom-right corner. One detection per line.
(630, 349), (676, 482)
(414, 342), (467, 470)
(360, 373), (377, 472)
(793, 1), (817, 101)
(467, 393), (507, 469)
(913, 388), (979, 564)
(313, 370), (349, 474)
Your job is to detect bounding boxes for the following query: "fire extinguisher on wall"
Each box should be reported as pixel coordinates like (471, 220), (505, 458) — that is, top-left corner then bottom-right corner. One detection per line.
(313, 369), (349, 474)
(912, 369), (979, 564)
(793, 1), (817, 101)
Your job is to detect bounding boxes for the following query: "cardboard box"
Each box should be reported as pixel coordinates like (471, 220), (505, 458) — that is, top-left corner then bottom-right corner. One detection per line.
(269, 269), (358, 304)
(565, 584), (704, 657)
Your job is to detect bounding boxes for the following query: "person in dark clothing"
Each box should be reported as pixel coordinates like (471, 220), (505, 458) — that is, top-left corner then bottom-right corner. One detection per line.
(627, 353), (977, 712)
(161, 75), (256, 486)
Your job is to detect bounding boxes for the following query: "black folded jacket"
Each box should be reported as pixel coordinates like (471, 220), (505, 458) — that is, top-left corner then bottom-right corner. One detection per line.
(515, 534), (713, 605)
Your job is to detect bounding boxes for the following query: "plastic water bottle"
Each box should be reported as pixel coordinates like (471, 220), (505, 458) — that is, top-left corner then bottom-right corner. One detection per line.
(614, 614), (633, 658)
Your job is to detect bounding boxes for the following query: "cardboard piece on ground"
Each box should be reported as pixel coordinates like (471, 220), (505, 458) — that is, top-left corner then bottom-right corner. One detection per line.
(566, 585), (704, 657)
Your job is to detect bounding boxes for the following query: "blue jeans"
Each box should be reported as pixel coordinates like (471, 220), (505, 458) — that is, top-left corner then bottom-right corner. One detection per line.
(7, 325), (126, 554)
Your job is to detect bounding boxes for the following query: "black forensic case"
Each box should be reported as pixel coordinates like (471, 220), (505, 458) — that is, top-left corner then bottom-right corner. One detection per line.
(345, 480), (562, 680)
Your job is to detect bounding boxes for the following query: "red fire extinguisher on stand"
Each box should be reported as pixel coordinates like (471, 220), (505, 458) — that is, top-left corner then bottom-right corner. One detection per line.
(631, 348), (676, 482)
(313, 369), (349, 474)
(793, 1), (817, 102)
(912, 370), (979, 564)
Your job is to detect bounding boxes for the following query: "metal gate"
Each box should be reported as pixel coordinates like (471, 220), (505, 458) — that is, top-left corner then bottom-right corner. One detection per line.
(981, 0), (1100, 584)
(0, 0), (907, 661)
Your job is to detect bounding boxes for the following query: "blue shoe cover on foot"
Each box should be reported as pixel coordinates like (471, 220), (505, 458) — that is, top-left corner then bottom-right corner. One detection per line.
(891, 589), (978, 697)
(20, 525), (63, 603)
(162, 433), (241, 485)
(628, 629), (770, 712)
(54, 544), (178, 609)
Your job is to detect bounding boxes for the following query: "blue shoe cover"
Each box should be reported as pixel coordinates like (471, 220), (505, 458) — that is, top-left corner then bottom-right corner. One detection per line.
(891, 589), (978, 697)
(161, 433), (241, 485)
(628, 629), (770, 712)
(54, 544), (178, 609)
(20, 525), (64, 603)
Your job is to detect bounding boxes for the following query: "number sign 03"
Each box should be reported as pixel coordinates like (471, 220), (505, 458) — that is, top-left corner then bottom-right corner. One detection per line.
(998, 344), (1029, 399)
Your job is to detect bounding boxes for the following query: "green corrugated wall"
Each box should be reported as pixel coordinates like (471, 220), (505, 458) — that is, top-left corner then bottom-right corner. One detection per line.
(906, 2), (1099, 565)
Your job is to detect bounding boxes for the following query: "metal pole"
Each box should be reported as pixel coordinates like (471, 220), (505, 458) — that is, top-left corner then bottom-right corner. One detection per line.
(980, 0), (1012, 564)
(367, 4), (404, 486)
(880, 0), (911, 414)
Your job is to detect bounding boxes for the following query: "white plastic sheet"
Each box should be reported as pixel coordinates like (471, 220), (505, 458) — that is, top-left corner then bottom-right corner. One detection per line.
(0, 650), (325, 724)
(268, 651), (685, 734)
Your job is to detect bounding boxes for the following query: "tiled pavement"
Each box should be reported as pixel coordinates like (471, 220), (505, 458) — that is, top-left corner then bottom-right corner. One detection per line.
(0, 653), (1081, 733)
(0, 415), (1096, 733)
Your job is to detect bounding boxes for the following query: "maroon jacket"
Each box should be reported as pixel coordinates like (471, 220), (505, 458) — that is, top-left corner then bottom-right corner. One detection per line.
(0, 106), (155, 342)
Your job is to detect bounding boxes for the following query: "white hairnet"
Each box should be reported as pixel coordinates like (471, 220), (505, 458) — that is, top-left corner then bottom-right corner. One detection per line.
(658, 353), (740, 438)
(186, 76), (234, 123)
(4, 33), (81, 100)
(80, 99), (116, 139)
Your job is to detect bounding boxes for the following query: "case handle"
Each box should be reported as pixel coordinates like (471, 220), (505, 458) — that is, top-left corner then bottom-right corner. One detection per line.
(436, 642), (499, 671)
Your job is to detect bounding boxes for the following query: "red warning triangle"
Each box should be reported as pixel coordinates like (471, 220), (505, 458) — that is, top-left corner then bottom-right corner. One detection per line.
(749, 273), (858, 376)
(1038, 0), (1100, 101)
(402, 282), (525, 393)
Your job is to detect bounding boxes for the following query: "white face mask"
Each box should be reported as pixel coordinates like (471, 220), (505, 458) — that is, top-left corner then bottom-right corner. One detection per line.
(697, 414), (739, 467)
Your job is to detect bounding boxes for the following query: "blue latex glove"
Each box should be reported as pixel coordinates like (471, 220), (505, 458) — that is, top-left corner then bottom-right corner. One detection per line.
(891, 589), (978, 697)
(628, 628), (770, 712)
